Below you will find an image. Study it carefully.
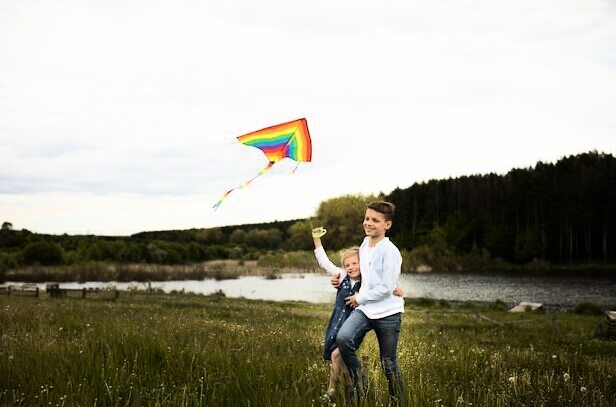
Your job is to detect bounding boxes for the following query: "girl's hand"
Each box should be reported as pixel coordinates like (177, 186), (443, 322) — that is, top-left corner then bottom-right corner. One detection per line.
(393, 287), (404, 297)
(312, 227), (327, 238)
(330, 273), (341, 289)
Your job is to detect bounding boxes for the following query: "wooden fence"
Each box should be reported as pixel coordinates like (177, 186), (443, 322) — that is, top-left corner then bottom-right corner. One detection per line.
(0, 285), (40, 297)
(0, 284), (119, 301)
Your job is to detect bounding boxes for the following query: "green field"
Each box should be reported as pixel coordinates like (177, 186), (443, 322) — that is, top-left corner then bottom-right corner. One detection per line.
(1, 294), (615, 406)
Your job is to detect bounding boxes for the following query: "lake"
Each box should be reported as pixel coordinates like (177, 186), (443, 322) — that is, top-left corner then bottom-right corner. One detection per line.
(14, 272), (616, 310)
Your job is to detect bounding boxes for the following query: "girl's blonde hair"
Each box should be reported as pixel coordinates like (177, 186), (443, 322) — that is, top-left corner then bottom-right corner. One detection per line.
(340, 246), (360, 266)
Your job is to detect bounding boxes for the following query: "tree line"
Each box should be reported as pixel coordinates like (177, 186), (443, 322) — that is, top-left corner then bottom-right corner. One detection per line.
(388, 151), (616, 265)
(1, 151), (614, 276)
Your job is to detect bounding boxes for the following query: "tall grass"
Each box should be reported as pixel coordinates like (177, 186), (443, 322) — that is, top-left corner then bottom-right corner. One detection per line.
(1, 295), (615, 406)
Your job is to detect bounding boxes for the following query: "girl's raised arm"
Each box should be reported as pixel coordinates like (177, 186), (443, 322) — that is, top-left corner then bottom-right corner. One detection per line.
(312, 227), (345, 277)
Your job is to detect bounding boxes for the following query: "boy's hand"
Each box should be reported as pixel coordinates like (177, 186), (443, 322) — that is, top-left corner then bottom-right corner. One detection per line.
(312, 227), (327, 238)
(345, 294), (358, 308)
(330, 273), (341, 289)
(393, 287), (404, 297)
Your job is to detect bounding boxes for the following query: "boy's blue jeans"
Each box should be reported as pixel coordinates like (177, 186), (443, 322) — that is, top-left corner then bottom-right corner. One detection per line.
(336, 310), (404, 401)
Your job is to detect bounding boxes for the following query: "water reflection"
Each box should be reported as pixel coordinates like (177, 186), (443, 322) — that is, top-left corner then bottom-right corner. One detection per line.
(403, 272), (616, 307)
(19, 272), (616, 308)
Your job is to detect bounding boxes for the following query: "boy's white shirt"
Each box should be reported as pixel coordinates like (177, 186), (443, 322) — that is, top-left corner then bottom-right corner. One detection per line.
(355, 236), (404, 319)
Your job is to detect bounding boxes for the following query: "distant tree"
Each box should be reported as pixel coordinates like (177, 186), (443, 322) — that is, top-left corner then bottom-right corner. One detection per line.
(229, 229), (247, 245)
(195, 228), (227, 245)
(158, 242), (187, 264)
(244, 229), (282, 250)
(84, 240), (123, 262)
(442, 215), (479, 253)
(203, 245), (229, 260)
(483, 224), (515, 260)
(514, 230), (543, 263)
(315, 194), (377, 250)
(147, 243), (166, 263)
(284, 220), (313, 251)
(187, 242), (204, 262)
(0, 228), (29, 249)
(23, 241), (64, 265)
(0, 252), (13, 282)
(86, 242), (106, 261)
(118, 243), (145, 263)
(1, 222), (13, 231)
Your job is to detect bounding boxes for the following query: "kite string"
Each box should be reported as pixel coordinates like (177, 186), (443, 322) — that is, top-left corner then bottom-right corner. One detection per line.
(290, 161), (301, 174)
(213, 161), (275, 210)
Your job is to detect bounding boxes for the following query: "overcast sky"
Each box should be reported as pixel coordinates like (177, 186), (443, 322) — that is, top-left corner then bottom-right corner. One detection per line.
(1, 0), (615, 235)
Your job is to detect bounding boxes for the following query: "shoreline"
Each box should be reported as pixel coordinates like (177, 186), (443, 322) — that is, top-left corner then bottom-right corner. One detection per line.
(2, 280), (612, 313)
(3, 259), (616, 284)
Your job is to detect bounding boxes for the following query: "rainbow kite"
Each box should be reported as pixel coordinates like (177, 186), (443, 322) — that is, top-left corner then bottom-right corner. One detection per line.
(213, 118), (312, 209)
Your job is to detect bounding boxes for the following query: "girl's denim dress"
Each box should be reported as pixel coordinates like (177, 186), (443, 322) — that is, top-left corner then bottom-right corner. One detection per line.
(323, 275), (361, 360)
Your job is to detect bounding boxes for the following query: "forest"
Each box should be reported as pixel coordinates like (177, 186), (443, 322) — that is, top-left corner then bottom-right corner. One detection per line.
(389, 150), (616, 265)
(1, 151), (614, 277)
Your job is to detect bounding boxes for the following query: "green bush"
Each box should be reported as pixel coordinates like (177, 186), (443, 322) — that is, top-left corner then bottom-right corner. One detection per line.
(438, 299), (451, 308)
(410, 297), (437, 308)
(257, 251), (317, 270)
(0, 252), (19, 281)
(405, 244), (459, 272)
(22, 241), (64, 265)
(574, 302), (604, 315)
(492, 299), (509, 311)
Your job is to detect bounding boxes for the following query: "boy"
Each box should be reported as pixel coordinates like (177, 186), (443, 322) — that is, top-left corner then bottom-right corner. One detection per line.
(333, 201), (405, 402)
(312, 226), (404, 400)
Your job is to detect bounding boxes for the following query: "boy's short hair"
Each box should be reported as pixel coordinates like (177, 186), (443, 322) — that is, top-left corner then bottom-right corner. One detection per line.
(340, 246), (360, 266)
(367, 201), (396, 221)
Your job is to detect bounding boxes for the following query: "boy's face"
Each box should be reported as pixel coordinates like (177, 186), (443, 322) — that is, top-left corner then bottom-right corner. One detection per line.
(363, 208), (391, 238)
(343, 254), (361, 279)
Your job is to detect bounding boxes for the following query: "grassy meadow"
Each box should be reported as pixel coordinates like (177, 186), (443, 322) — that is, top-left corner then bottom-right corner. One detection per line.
(1, 293), (615, 406)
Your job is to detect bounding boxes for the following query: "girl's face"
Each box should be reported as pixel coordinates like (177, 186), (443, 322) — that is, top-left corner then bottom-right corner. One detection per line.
(343, 254), (361, 279)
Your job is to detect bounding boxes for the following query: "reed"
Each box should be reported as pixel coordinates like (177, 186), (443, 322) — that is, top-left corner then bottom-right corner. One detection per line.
(4, 260), (317, 283)
(1, 295), (614, 406)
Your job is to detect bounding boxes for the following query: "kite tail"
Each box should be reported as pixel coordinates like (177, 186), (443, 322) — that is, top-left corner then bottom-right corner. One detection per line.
(213, 162), (275, 210)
